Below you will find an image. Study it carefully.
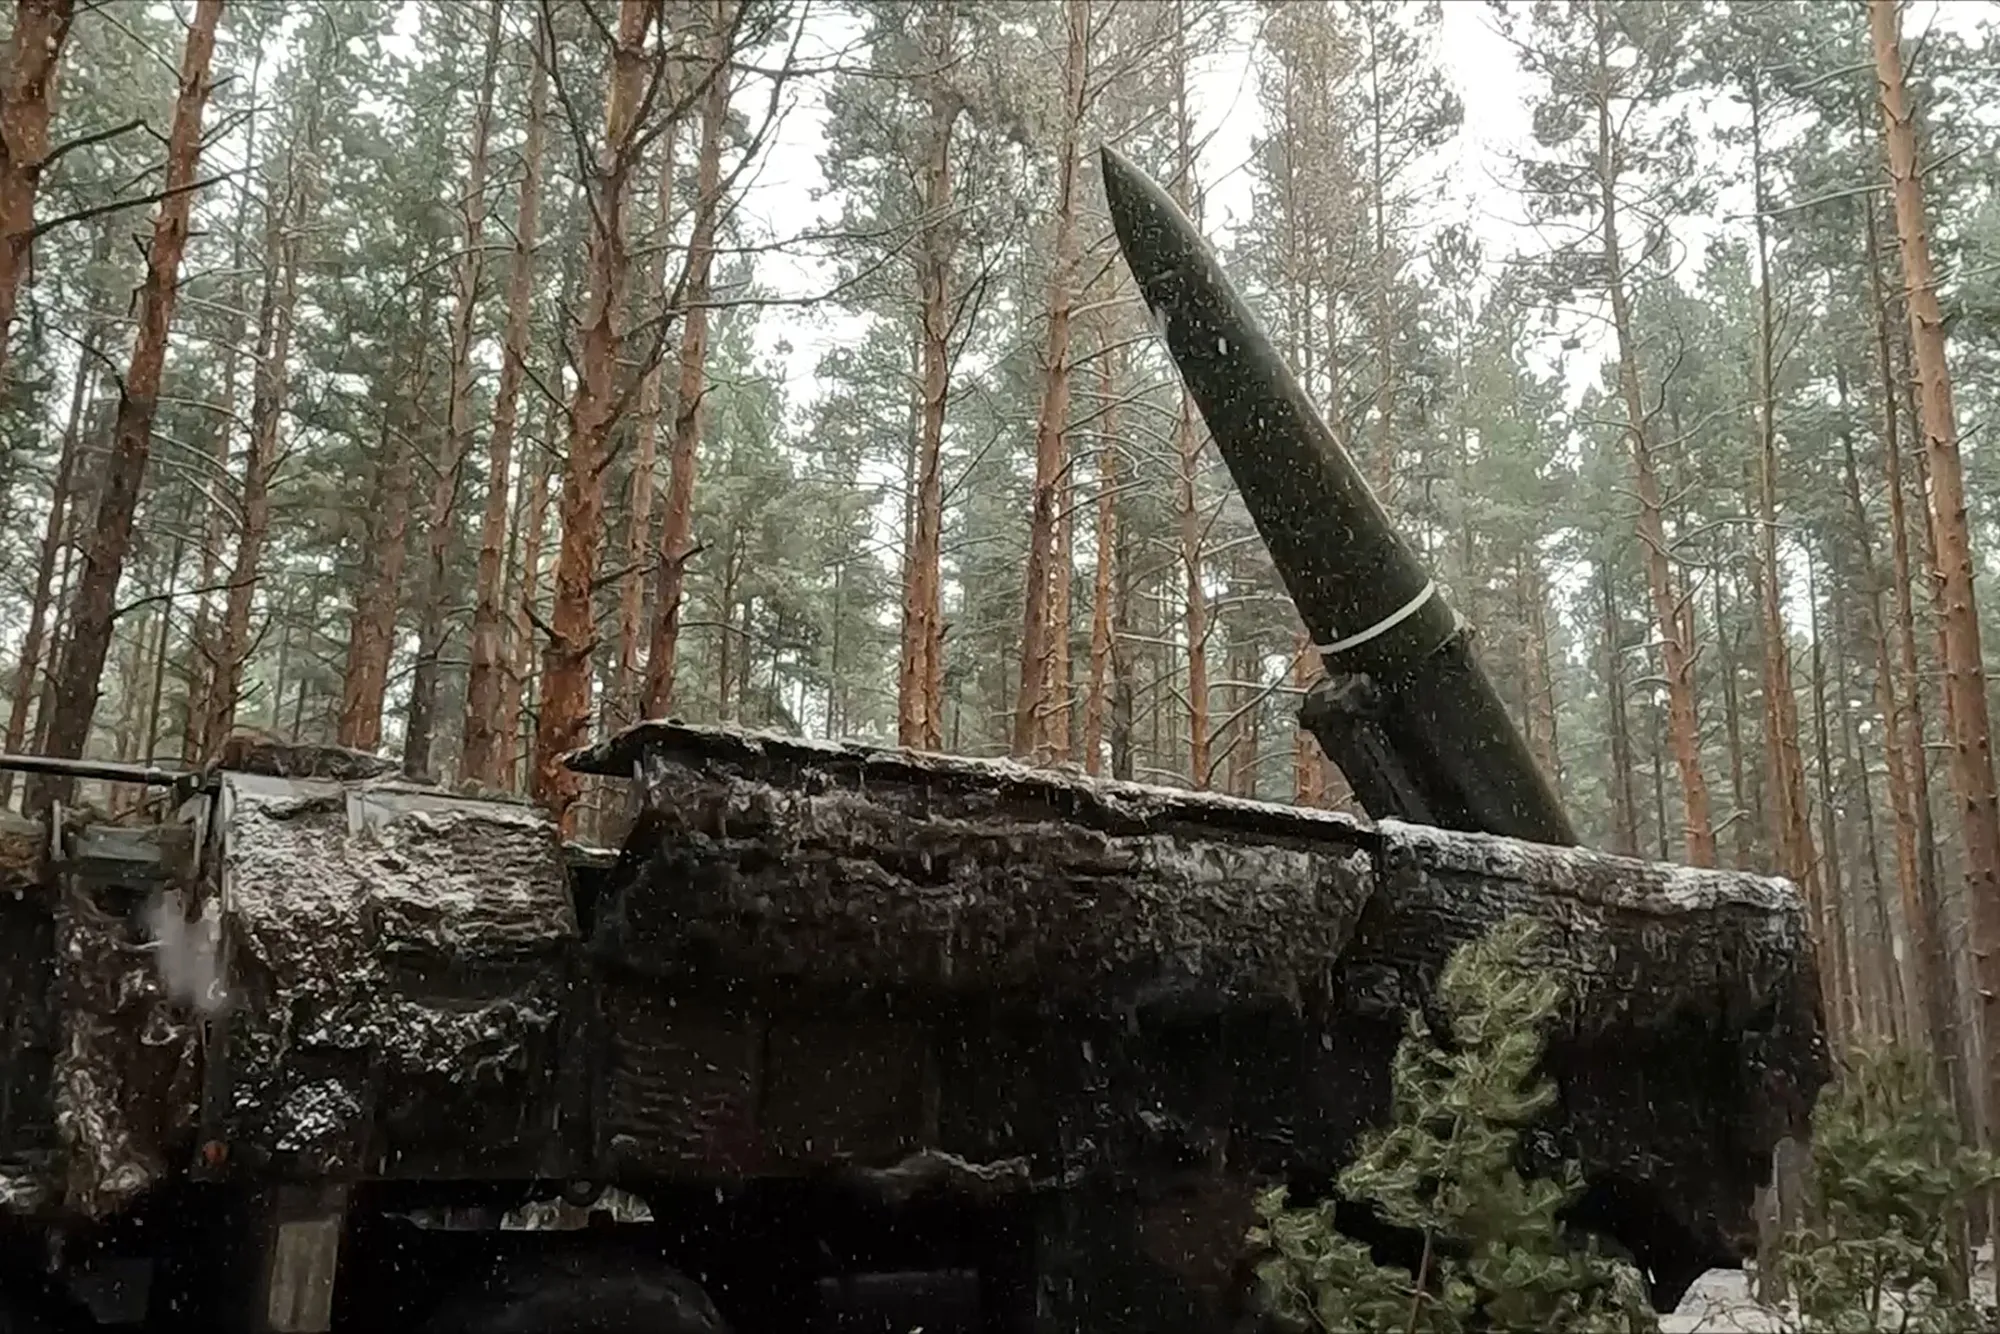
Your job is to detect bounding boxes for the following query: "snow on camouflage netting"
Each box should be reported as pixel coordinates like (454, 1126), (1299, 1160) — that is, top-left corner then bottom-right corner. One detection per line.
(218, 775), (577, 1168)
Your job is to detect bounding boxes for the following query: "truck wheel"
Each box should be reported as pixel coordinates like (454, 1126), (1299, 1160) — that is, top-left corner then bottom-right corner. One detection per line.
(419, 1250), (728, 1334)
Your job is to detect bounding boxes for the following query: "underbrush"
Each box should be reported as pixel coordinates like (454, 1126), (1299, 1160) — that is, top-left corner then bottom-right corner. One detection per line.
(1246, 919), (1997, 1333)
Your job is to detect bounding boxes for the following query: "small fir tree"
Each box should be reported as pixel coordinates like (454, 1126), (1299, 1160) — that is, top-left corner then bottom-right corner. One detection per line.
(1247, 918), (1658, 1333)
(1781, 1045), (1999, 1332)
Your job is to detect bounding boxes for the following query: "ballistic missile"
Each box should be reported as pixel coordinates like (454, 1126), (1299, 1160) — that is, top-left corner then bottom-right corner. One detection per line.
(1099, 145), (1576, 848)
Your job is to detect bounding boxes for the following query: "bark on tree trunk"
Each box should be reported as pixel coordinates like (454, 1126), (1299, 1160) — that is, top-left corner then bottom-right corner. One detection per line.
(1363, 6), (1396, 506)
(1170, 16), (1207, 790)
(462, 17), (548, 788)
(405, 1), (502, 782)
(645, 0), (732, 720)
(1872, 0), (2000, 1141)
(1867, 188), (1955, 1077)
(509, 396), (557, 789)
(0, 0), (76, 380)
(1834, 575), (1904, 1042)
(1717, 577), (1753, 872)
(28, 0), (223, 811)
(1843, 406), (1925, 1040)
(1593, 5), (1713, 866)
(1601, 566), (1639, 859)
(896, 5), (958, 754)
(1050, 445), (1073, 764)
(1176, 400), (1209, 791)
(196, 154), (302, 762)
(614, 129), (677, 728)
(1747, 76), (1830, 1036)
(180, 51), (262, 763)
(337, 358), (421, 753)
(1521, 551), (1560, 791)
(1011, 0), (1086, 763)
(1808, 571), (1858, 1040)
(531, 0), (658, 831)
(1083, 333), (1117, 777)
(0, 234), (102, 806)
(1905, 371), (1983, 1176)
(33, 475), (85, 754)
(140, 512), (182, 766)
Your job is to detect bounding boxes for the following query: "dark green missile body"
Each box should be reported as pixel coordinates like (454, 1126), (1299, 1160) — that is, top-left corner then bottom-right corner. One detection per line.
(1099, 146), (1576, 847)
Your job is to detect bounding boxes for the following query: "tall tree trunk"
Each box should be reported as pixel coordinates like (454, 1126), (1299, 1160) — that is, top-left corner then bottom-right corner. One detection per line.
(1809, 569), (1859, 1039)
(645, 0), (732, 719)
(531, 0), (657, 830)
(1716, 576), (1753, 871)
(614, 128), (677, 727)
(1083, 333), (1117, 777)
(509, 396), (557, 788)
(1601, 565), (1640, 858)
(265, 582), (291, 734)
(197, 149), (306, 761)
(1108, 511), (1135, 782)
(180, 49), (262, 762)
(1840, 351), (1928, 1047)
(1050, 441), (1074, 764)
(896, 3), (958, 753)
(1363, 6), (1396, 504)
(1831, 573), (1902, 1039)
(462, 17), (548, 786)
(1649, 698), (1670, 862)
(1872, 0), (2000, 1133)
(1011, 0), (1087, 762)
(1747, 74), (1831, 1030)
(1171, 11), (1208, 790)
(0, 0), (76, 381)
(1845, 455), (1914, 1030)
(1593, 4), (1713, 865)
(1868, 187), (1954, 1073)
(337, 354), (422, 752)
(1906, 362), (1980, 1167)
(33, 473), (86, 754)
(1176, 401), (1209, 790)
(0, 227), (103, 805)
(405, 0), (502, 780)
(1521, 550), (1560, 790)
(30, 0), (223, 808)
(141, 509), (184, 766)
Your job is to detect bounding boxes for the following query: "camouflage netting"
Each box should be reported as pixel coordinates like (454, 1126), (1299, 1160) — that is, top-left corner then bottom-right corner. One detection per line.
(569, 720), (1829, 1300)
(0, 814), (51, 1214)
(215, 774), (577, 1178)
(571, 722), (1820, 1035)
(594, 733), (1379, 1007)
(53, 879), (202, 1218)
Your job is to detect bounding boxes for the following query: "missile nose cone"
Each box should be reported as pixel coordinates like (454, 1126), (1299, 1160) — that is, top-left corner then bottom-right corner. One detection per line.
(1097, 144), (1149, 279)
(1098, 143), (1141, 221)
(1097, 143), (1197, 310)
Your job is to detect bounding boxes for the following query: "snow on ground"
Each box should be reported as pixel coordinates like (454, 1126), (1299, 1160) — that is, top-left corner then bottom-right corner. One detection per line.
(1662, 1271), (1788, 1334)
(1662, 1252), (1998, 1333)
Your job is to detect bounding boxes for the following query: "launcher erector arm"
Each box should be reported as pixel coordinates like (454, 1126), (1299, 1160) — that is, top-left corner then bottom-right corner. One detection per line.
(1098, 146), (1576, 848)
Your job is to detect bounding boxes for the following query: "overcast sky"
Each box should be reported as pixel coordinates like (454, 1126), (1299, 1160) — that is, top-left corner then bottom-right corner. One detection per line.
(734, 0), (1992, 415)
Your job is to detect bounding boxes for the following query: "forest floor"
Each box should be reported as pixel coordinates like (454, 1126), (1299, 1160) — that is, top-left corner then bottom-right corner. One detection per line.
(1662, 1271), (1795, 1333)
(1661, 1251), (1998, 1332)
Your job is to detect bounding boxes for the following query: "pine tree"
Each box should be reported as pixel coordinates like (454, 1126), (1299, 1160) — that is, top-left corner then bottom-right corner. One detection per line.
(1783, 1045), (1999, 1331)
(1250, 919), (1657, 1334)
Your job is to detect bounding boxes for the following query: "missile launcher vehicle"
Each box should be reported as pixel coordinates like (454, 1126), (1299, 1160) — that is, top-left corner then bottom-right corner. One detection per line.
(0, 151), (1827, 1332)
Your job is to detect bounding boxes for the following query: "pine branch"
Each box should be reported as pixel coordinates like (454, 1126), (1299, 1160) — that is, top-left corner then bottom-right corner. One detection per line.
(30, 170), (235, 241)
